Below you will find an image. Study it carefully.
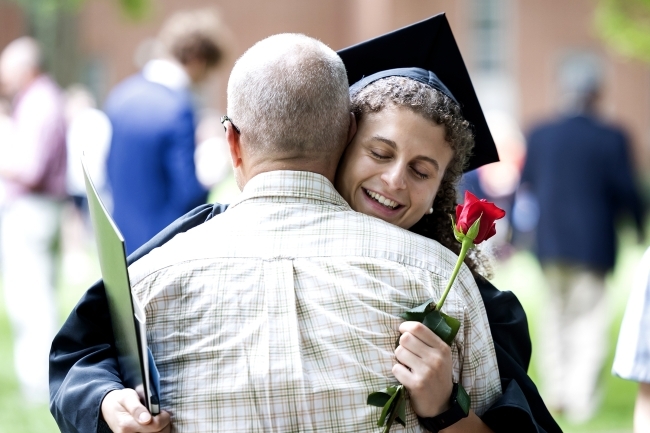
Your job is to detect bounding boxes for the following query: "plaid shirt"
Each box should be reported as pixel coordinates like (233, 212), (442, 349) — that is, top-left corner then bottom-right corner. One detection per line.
(130, 171), (501, 432)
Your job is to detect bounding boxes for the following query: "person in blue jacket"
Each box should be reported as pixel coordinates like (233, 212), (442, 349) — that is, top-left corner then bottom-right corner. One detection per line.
(520, 54), (645, 423)
(105, 8), (224, 254)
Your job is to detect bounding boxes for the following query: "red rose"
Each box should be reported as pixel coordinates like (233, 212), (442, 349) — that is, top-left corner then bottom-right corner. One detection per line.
(455, 191), (506, 244)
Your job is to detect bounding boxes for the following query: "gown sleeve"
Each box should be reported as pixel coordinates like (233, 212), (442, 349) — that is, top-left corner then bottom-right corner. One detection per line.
(49, 203), (228, 433)
(475, 275), (562, 433)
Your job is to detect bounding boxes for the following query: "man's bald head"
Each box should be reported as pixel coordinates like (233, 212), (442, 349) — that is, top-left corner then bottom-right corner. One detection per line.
(227, 33), (350, 161)
(0, 36), (42, 97)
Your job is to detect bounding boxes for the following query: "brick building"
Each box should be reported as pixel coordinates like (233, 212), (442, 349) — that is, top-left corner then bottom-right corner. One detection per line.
(1, 0), (649, 172)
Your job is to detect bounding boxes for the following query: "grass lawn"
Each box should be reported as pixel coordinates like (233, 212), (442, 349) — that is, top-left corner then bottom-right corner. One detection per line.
(0, 221), (644, 432)
(491, 226), (645, 433)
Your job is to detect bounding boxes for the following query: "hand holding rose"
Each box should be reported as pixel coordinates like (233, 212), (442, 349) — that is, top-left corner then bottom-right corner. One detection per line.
(368, 191), (505, 432)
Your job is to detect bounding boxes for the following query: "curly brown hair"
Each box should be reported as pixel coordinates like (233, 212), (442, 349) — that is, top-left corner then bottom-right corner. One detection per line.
(350, 76), (490, 276)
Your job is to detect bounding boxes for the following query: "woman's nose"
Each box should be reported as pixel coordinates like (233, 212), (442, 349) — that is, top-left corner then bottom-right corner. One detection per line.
(381, 164), (407, 190)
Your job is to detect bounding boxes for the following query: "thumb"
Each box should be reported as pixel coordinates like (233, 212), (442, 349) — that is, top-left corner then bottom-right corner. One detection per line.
(121, 389), (152, 425)
(135, 408), (152, 425)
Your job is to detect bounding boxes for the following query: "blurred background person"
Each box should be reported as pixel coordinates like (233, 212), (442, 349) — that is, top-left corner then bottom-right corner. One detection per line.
(193, 109), (233, 194)
(458, 110), (526, 259)
(612, 245), (650, 433)
(0, 97), (12, 211)
(519, 52), (646, 423)
(61, 84), (112, 285)
(105, 8), (224, 254)
(64, 83), (112, 216)
(0, 36), (67, 404)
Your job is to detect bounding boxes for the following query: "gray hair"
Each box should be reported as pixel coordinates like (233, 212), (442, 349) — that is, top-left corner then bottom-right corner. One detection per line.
(227, 33), (350, 157)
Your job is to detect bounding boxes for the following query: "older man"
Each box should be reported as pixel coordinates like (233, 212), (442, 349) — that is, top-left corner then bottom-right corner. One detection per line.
(0, 37), (66, 403)
(50, 33), (500, 432)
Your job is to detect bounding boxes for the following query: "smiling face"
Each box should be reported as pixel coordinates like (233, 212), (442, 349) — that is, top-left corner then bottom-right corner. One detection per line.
(335, 106), (454, 230)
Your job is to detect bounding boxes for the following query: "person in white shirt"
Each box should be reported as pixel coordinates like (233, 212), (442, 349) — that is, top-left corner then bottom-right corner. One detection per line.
(613, 247), (650, 433)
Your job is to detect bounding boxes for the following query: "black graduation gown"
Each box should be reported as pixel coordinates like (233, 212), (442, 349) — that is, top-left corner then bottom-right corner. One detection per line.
(49, 203), (561, 433)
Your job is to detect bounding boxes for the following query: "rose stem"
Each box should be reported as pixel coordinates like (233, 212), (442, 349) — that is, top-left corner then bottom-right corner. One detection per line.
(436, 237), (472, 311)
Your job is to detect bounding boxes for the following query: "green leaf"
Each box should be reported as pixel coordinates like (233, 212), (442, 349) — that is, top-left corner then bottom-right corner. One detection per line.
(383, 391), (404, 432)
(441, 312), (461, 346)
(367, 391), (392, 408)
(422, 309), (460, 346)
(422, 309), (453, 345)
(400, 298), (435, 322)
(451, 215), (465, 243)
(396, 396), (407, 427)
(377, 385), (402, 426)
(380, 386), (405, 432)
(368, 385), (399, 408)
(465, 214), (482, 241)
(385, 385), (399, 395)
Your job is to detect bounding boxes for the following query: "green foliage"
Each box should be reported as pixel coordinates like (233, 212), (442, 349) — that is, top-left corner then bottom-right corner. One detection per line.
(117, 0), (150, 20)
(492, 233), (643, 432)
(6, 0), (151, 20)
(595, 0), (650, 63)
(7, 0), (84, 13)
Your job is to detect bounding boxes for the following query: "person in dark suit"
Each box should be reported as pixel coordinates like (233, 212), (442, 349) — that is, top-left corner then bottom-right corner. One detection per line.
(520, 55), (645, 423)
(105, 8), (225, 254)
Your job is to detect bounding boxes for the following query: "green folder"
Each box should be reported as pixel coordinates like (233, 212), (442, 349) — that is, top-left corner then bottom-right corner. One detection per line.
(82, 158), (160, 415)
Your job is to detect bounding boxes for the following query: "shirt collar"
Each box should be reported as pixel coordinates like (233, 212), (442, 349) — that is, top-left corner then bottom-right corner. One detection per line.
(228, 170), (350, 210)
(142, 59), (191, 91)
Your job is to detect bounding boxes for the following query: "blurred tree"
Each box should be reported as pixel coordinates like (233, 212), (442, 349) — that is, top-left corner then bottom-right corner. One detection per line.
(595, 0), (650, 64)
(3, 0), (150, 87)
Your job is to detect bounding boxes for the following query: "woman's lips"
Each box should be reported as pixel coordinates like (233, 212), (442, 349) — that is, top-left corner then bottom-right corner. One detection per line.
(362, 188), (403, 213)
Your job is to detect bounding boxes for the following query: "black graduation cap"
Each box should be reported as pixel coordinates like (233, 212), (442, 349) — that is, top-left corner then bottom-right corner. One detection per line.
(336, 13), (499, 172)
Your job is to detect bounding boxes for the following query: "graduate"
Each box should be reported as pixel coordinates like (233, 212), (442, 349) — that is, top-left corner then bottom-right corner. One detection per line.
(50, 14), (560, 433)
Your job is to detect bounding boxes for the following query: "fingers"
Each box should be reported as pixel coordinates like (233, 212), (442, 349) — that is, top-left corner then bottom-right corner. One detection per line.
(398, 321), (447, 350)
(393, 341), (449, 386)
(393, 320), (454, 418)
(394, 338), (425, 370)
(392, 361), (414, 385)
(397, 322), (451, 362)
(101, 389), (172, 433)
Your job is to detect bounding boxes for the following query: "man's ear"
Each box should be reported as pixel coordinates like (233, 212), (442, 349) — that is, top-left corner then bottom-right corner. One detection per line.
(226, 124), (243, 169)
(346, 112), (357, 144)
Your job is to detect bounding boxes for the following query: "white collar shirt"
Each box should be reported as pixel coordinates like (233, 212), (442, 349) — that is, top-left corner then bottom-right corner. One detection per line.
(130, 170), (501, 432)
(142, 59), (191, 91)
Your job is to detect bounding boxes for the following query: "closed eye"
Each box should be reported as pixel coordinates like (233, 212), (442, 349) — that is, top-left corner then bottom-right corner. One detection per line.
(370, 150), (390, 160)
(411, 167), (429, 179)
